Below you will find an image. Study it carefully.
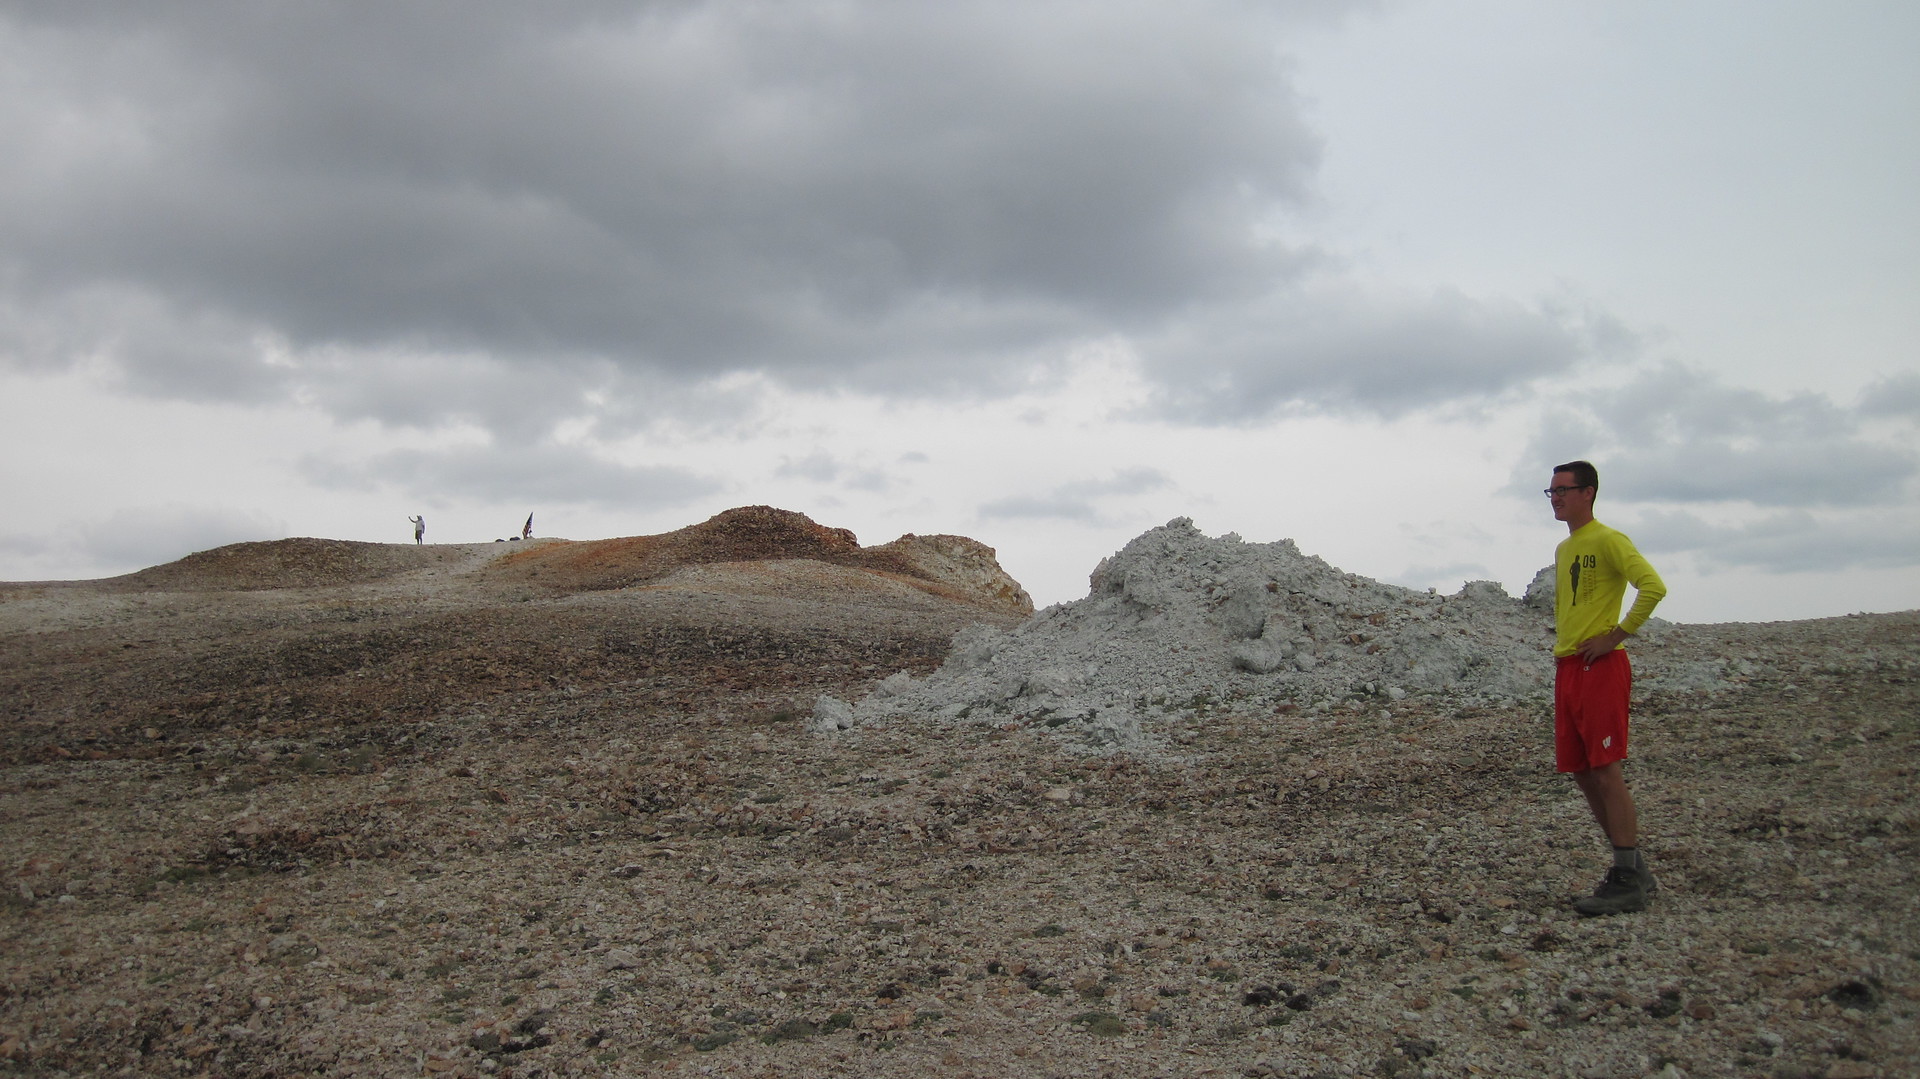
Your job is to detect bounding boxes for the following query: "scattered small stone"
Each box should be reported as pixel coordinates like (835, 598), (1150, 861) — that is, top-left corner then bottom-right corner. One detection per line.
(809, 696), (856, 734)
(1072, 1012), (1127, 1037)
(1241, 985), (1288, 1007)
(762, 1018), (818, 1044)
(5, 515), (1914, 1078)
(1286, 979), (1341, 1011)
(1395, 1036), (1438, 1061)
(1826, 978), (1883, 1011)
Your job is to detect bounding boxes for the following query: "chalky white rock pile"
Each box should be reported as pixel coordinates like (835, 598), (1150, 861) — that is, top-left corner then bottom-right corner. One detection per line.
(830, 517), (1718, 748)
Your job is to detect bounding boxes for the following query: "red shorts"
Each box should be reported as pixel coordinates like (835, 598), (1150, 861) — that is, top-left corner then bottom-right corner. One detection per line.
(1555, 650), (1631, 773)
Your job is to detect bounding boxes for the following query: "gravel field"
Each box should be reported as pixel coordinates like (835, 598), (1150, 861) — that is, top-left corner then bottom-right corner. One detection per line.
(2, 512), (1915, 1079)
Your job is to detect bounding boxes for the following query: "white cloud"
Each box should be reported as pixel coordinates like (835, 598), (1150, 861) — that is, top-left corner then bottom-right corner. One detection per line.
(773, 450), (894, 492)
(1859, 372), (1920, 421)
(1522, 364), (1918, 510)
(0, 503), (286, 578)
(1633, 507), (1920, 574)
(1139, 282), (1606, 421)
(979, 467), (1172, 524)
(299, 442), (719, 511)
(1515, 364), (1920, 578)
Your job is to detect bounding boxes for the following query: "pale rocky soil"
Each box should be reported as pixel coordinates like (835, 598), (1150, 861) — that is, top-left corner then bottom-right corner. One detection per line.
(1, 509), (1915, 1079)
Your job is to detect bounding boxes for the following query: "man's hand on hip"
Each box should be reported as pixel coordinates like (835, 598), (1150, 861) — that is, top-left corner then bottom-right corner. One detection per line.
(1575, 627), (1630, 664)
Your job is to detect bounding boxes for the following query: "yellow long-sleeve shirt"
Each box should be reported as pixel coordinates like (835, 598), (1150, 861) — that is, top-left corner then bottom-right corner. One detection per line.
(1554, 520), (1666, 658)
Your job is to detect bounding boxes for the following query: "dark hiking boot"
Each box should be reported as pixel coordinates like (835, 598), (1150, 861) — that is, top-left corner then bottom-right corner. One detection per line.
(1630, 849), (1659, 897)
(1573, 867), (1647, 917)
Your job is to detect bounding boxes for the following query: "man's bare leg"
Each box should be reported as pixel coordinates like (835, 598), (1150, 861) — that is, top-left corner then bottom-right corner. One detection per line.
(1570, 761), (1653, 914)
(1571, 760), (1636, 848)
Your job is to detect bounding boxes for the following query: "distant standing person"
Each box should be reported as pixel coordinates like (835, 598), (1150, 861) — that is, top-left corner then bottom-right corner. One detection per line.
(1546, 460), (1666, 916)
(409, 515), (425, 545)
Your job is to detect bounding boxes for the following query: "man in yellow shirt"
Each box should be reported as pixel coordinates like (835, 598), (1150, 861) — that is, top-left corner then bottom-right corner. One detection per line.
(1548, 460), (1666, 916)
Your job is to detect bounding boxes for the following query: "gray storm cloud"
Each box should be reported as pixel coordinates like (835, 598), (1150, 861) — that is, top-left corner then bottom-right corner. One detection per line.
(1518, 364), (1920, 572)
(1138, 284), (1600, 422)
(0, 0), (1587, 439)
(979, 467), (1171, 523)
(774, 451), (894, 492)
(1859, 372), (1920, 421)
(299, 443), (719, 510)
(1632, 508), (1920, 574)
(1584, 365), (1915, 508)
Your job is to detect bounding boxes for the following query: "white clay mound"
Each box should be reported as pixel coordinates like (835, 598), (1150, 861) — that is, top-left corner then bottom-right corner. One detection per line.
(839, 517), (1700, 751)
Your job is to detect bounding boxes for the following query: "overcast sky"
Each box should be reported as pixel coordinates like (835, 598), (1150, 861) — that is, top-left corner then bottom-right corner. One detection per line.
(3, 0), (1916, 623)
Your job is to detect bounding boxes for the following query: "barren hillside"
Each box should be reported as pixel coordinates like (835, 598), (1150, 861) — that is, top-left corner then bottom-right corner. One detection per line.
(1, 512), (1915, 1079)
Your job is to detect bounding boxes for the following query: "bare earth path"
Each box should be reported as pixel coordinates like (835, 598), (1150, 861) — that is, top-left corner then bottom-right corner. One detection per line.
(1, 528), (1915, 1078)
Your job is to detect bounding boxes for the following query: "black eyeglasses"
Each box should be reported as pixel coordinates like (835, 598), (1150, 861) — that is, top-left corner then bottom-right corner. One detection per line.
(1543, 485), (1591, 498)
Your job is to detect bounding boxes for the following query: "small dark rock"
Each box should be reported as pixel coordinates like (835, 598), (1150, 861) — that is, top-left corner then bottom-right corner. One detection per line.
(763, 1018), (818, 1044)
(1073, 1011), (1127, 1037)
(1241, 981), (1296, 1007)
(1396, 1036), (1438, 1061)
(1286, 979), (1341, 1011)
(1827, 978), (1883, 1010)
(821, 1012), (854, 1033)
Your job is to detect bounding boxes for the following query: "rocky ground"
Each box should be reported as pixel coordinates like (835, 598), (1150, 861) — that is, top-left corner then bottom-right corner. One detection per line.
(1, 510), (1915, 1078)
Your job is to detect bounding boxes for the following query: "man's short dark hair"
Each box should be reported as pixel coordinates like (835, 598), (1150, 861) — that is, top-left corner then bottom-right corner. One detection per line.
(1554, 459), (1599, 494)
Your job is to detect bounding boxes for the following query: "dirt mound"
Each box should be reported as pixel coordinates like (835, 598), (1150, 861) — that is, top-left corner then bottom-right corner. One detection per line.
(869, 533), (1035, 614)
(493, 506), (1033, 615)
(0, 513), (1031, 770)
(105, 538), (476, 592)
(16, 507), (1031, 617)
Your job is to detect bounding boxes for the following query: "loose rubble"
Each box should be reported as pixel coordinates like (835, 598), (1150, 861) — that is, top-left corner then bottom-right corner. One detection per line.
(2, 514), (1916, 1078)
(849, 518), (1717, 752)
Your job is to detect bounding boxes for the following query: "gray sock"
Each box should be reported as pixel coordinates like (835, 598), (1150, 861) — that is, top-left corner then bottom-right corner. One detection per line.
(1612, 846), (1638, 871)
